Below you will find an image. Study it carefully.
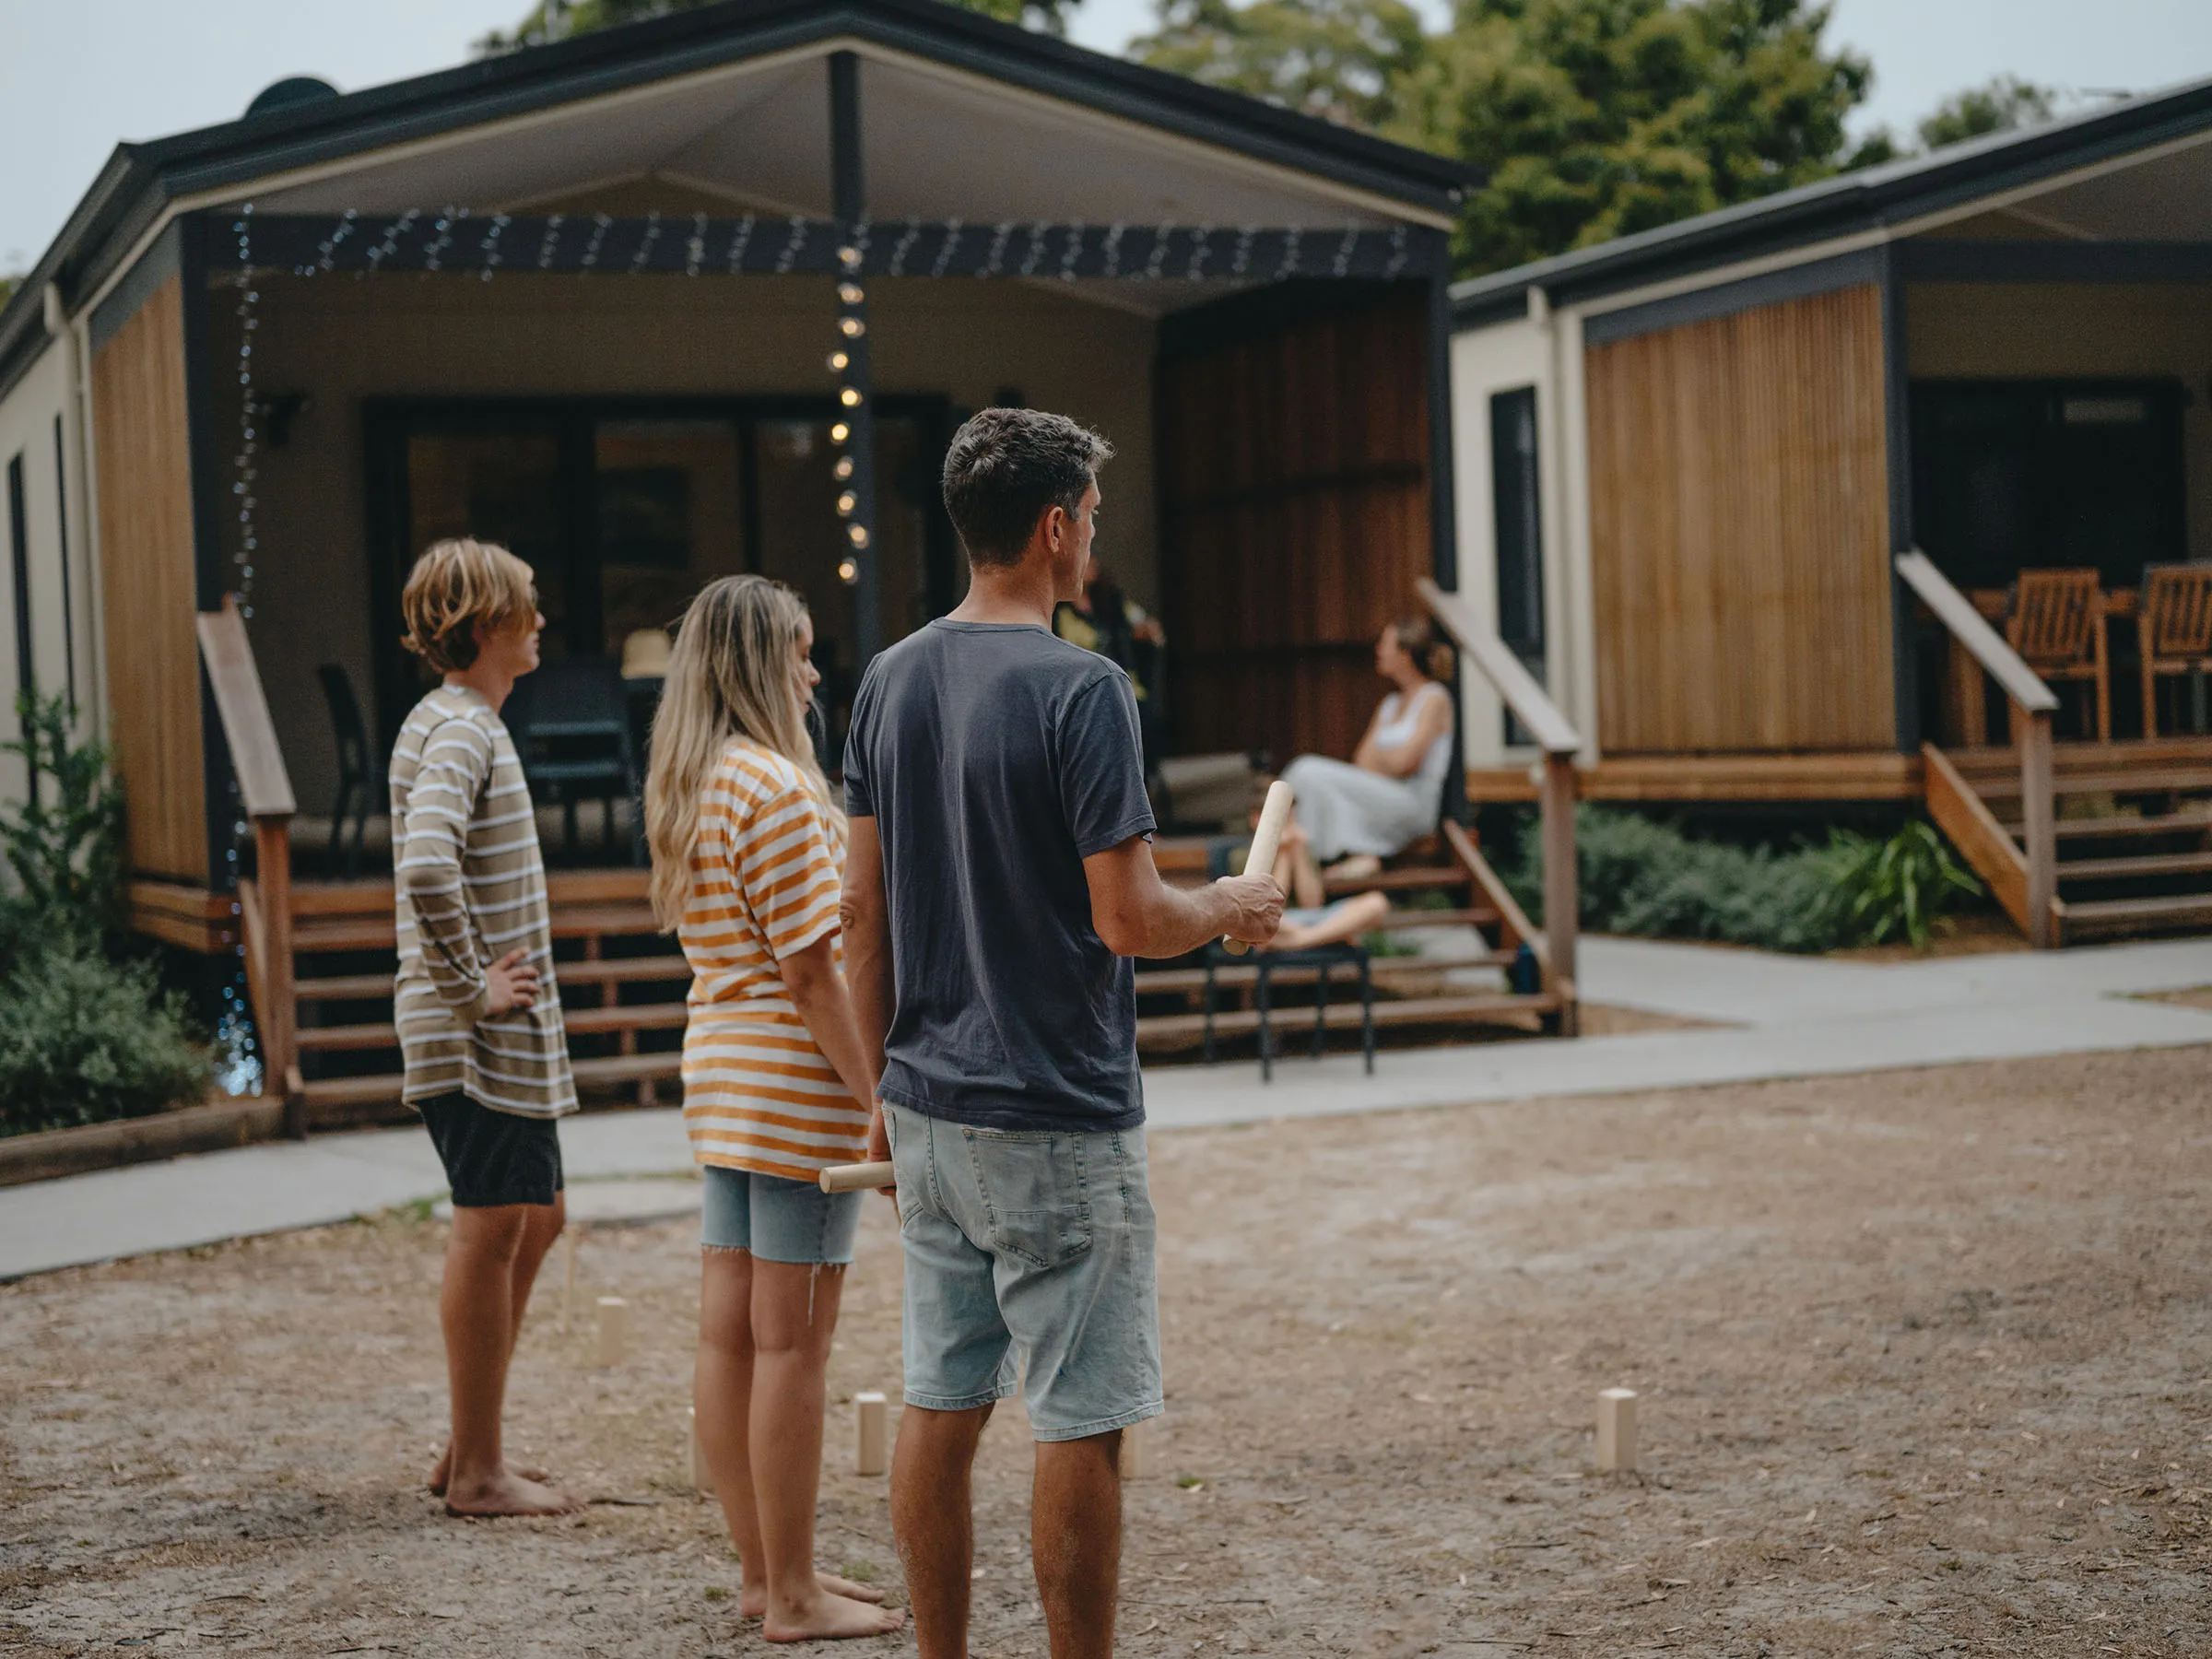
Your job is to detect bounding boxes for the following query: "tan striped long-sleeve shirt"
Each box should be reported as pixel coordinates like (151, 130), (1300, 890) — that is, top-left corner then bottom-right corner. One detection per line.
(389, 683), (576, 1118)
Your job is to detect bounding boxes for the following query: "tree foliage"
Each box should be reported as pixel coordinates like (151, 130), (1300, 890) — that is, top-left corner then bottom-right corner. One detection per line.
(1914, 74), (2060, 151)
(480, 0), (1077, 52)
(1131, 0), (1428, 129)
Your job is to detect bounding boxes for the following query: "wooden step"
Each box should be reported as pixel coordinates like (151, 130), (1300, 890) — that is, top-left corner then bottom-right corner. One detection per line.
(2057, 849), (2212, 882)
(299, 1000), (688, 1052)
(1136, 991), (1554, 1047)
(293, 955), (692, 1002)
(2061, 892), (2212, 942)
(1135, 954), (1512, 995)
(1998, 811), (2212, 841)
(1322, 865), (1471, 896)
(294, 902), (665, 955)
(1973, 767), (2212, 802)
(301, 1050), (684, 1128)
(1366, 907), (1498, 932)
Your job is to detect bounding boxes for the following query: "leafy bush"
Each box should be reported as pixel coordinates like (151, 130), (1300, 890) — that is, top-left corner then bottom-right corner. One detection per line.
(1505, 806), (1983, 954)
(0, 945), (214, 1135)
(0, 691), (123, 968)
(1813, 820), (1983, 949)
(0, 692), (211, 1135)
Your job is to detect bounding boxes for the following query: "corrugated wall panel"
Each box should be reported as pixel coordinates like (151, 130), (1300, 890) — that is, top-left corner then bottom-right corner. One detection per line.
(1585, 283), (1893, 754)
(91, 274), (206, 879)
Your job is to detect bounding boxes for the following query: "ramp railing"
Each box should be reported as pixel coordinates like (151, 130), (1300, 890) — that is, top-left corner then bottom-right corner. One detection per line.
(1418, 577), (1583, 1016)
(196, 596), (302, 1112)
(1895, 549), (2060, 947)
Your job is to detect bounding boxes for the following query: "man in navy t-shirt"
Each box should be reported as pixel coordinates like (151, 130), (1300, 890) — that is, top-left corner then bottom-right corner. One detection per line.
(843, 407), (1281, 1659)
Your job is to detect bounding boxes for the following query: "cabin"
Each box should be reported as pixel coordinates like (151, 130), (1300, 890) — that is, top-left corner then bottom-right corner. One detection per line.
(1447, 74), (2212, 946)
(0, 0), (1591, 1117)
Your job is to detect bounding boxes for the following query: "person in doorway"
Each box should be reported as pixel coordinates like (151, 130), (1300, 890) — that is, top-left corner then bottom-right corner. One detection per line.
(841, 407), (1283, 1659)
(1053, 558), (1166, 769)
(390, 536), (579, 1518)
(643, 574), (904, 1642)
(1277, 616), (1457, 904)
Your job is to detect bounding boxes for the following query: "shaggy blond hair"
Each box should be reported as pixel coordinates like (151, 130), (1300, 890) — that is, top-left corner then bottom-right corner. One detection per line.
(399, 538), (538, 674)
(644, 576), (841, 930)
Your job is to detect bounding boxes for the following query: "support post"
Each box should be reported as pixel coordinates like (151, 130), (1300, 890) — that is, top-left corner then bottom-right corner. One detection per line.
(2017, 702), (2056, 948)
(828, 50), (880, 669)
(1539, 750), (1579, 1012)
(253, 815), (300, 1114)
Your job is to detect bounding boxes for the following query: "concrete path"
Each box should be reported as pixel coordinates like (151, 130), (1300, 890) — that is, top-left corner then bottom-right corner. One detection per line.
(6, 935), (2211, 1281)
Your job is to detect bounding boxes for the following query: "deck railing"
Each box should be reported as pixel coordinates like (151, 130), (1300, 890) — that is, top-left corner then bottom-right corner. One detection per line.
(1418, 577), (1583, 1008)
(195, 597), (303, 1112)
(1894, 549), (2061, 947)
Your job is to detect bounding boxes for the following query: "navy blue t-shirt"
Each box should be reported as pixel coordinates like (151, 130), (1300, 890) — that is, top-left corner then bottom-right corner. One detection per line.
(843, 619), (1156, 1132)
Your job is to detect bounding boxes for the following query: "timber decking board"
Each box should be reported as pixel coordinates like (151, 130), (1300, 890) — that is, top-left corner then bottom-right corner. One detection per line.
(1135, 992), (1554, 1046)
(1585, 283), (1893, 755)
(1159, 289), (1431, 765)
(2058, 850), (2212, 881)
(92, 273), (204, 881)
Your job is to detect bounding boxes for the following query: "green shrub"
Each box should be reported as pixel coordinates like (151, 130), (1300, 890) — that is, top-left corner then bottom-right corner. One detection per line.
(0, 691), (123, 967)
(0, 945), (214, 1135)
(1505, 806), (1982, 955)
(0, 692), (210, 1135)
(1814, 820), (1983, 949)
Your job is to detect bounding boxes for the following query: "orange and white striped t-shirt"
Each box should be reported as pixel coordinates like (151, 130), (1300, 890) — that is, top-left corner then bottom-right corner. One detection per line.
(677, 738), (864, 1182)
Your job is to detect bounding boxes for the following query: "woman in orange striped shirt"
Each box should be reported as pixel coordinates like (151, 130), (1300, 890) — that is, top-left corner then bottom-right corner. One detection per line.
(645, 576), (902, 1643)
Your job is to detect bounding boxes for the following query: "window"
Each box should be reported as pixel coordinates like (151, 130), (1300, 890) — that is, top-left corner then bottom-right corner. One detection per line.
(7, 453), (30, 708)
(53, 417), (73, 709)
(1488, 387), (1545, 745)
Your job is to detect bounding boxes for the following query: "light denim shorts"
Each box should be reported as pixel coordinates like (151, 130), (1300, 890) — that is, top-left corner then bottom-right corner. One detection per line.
(700, 1165), (865, 1265)
(884, 1101), (1162, 1442)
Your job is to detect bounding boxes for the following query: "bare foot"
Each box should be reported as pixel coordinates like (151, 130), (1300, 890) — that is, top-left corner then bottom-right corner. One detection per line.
(740, 1572), (888, 1618)
(428, 1444), (551, 1496)
(762, 1589), (906, 1642)
(442, 1469), (582, 1517)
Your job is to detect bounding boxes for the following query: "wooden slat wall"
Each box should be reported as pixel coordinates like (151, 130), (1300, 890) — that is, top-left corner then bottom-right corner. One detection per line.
(91, 274), (206, 879)
(1585, 282), (1894, 754)
(1159, 292), (1431, 765)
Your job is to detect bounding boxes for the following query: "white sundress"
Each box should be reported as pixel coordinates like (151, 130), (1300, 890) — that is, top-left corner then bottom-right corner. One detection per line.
(1281, 683), (1453, 864)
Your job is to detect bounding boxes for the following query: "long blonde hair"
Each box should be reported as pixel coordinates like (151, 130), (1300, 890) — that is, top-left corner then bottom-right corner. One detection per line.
(644, 576), (841, 929)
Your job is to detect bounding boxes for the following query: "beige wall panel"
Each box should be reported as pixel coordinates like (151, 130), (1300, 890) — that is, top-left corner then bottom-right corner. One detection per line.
(208, 274), (1157, 810)
(1906, 279), (2212, 564)
(90, 275), (206, 881)
(1586, 283), (1893, 754)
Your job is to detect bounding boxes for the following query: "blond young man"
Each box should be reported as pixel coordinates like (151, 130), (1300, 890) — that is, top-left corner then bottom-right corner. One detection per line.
(391, 538), (579, 1518)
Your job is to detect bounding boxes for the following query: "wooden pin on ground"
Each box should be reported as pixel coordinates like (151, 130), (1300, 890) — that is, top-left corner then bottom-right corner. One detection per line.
(1118, 1418), (1150, 1479)
(594, 1296), (629, 1368)
(1595, 1387), (1639, 1473)
(854, 1392), (888, 1477)
(559, 1226), (579, 1334)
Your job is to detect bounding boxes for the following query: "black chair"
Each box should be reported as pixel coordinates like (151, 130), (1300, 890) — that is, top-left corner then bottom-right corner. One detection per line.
(317, 664), (382, 877)
(1195, 840), (1374, 1081)
(505, 656), (641, 863)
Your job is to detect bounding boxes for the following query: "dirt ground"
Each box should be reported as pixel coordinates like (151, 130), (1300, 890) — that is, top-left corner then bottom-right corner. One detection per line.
(5, 1047), (2211, 1658)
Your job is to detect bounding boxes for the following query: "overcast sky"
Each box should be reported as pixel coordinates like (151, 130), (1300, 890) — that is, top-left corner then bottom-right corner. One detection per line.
(4, 0), (2209, 276)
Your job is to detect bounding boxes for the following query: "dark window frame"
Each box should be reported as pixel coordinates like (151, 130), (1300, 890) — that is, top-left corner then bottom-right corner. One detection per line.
(363, 393), (959, 749)
(1488, 385), (1546, 748)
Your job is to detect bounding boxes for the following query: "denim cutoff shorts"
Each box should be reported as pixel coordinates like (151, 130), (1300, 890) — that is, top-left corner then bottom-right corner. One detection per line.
(884, 1100), (1162, 1442)
(700, 1165), (865, 1265)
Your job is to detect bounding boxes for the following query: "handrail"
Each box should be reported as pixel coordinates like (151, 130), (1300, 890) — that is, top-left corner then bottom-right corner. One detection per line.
(195, 597), (297, 818)
(1418, 578), (1582, 754)
(1894, 550), (2059, 714)
(1894, 549), (2058, 948)
(196, 596), (301, 1111)
(1418, 577), (1581, 1021)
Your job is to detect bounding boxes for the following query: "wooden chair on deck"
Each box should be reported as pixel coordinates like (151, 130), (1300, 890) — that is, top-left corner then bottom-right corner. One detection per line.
(2006, 569), (2110, 741)
(2136, 565), (2212, 737)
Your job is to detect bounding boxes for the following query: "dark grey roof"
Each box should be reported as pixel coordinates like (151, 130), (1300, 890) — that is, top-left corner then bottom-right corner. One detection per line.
(0, 0), (1475, 391)
(1452, 69), (2212, 329)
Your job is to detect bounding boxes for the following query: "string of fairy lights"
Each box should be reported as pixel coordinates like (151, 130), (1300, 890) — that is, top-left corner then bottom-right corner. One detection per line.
(209, 203), (1434, 1088)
